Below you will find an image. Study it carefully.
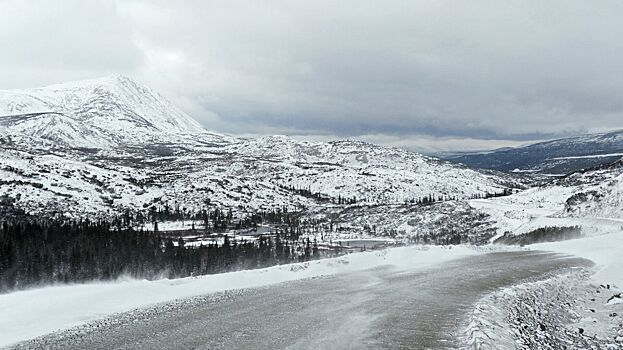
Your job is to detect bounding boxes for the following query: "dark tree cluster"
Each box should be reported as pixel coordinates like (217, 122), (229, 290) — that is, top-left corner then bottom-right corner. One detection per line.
(117, 201), (303, 234)
(493, 226), (582, 246)
(405, 188), (514, 205)
(408, 229), (491, 246)
(282, 185), (357, 205)
(0, 213), (332, 293)
(480, 188), (515, 198)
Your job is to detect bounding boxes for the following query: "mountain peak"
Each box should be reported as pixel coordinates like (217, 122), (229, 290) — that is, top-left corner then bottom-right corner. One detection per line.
(0, 75), (206, 148)
(30, 74), (137, 92)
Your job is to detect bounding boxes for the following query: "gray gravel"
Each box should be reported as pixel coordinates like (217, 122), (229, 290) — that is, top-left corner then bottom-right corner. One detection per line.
(8, 251), (590, 350)
(499, 270), (622, 349)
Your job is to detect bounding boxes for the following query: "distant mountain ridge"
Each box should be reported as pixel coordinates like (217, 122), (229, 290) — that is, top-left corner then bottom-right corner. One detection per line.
(444, 130), (623, 175)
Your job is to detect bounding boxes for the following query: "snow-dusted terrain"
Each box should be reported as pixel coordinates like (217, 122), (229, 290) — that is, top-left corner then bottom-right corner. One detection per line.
(464, 160), (623, 349)
(0, 76), (522, 218)
(0, 75), (205, 148)
(470, 158), (623, 238)
(469, 154), (623, 291)
(2, 76), (623, 348)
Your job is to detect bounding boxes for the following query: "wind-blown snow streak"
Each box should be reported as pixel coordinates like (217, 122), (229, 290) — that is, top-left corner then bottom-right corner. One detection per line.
(0, 245), (480, 348)
(547, 152), (623, 160)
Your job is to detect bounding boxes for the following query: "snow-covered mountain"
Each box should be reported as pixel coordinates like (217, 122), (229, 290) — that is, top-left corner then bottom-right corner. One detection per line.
(0, 75), (205, 148)
(469, 157), (623, 240)
(0, 76), (524, 218)
(445, 130), (623, 175)
(556, 160), (623, 219)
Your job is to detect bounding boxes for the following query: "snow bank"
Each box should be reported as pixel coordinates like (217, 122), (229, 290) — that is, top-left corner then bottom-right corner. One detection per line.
(466, 269), (622, 349)
(531, 230), (623, 288)
(0, 245), (480, 347)
(477, 186), (623, 287)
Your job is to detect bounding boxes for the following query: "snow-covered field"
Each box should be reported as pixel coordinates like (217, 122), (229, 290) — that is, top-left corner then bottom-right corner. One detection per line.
(0, 245), (482, 348)
(532, 230), (623, 288)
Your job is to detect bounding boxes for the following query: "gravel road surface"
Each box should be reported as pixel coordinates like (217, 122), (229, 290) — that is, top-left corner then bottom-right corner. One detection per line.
(10, 250), (590, 350)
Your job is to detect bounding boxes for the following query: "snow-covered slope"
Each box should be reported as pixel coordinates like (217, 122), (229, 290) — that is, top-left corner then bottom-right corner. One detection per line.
(0, 76), (524, 218)
(557, 160), (623, 218)
(470, 158), (623, 238)
(0, 137), (522, 218)
(228, 136), (518, 204)
(0, 76), (205, 147)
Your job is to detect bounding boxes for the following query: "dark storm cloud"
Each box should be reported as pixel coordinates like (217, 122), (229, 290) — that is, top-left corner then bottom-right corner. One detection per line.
(1, 0), (623, 152)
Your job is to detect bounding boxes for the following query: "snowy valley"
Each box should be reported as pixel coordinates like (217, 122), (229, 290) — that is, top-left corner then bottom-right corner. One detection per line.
(1, 77), (622, 349)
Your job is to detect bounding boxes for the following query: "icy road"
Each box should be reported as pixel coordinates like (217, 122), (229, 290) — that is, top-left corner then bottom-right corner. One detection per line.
(10, 251), (589, 349)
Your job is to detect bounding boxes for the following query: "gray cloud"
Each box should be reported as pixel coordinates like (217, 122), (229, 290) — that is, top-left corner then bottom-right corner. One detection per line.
(2, 0), (623, 152)
(0, 0), (142, 87)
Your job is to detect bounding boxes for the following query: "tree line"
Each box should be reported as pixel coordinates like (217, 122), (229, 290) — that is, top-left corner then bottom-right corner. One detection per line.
(0, 213), (336, 293)
(493, 226), (582, 246)
(404, 188), (514, 205)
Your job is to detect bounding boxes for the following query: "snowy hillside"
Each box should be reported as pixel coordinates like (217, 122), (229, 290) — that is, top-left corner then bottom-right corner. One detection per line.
(0, 77), (523, 218)
(0, 135), (521, 218)
(0, 76), (205, 147)
(228, 137), (519, 204)
(470, 158), (623, 238)
(556, 160), (623, 218)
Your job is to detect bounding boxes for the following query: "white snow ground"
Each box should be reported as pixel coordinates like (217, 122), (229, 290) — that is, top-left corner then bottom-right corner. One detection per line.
(464, 166), (623, 349)
(531, 230), (623, 288)
(470, 159), (623, 288)
(0, 245), (482, 348)
(464, 225), (623, 349)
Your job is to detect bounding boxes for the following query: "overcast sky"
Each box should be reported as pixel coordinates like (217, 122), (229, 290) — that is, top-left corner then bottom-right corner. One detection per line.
(2, 0), (623, 153)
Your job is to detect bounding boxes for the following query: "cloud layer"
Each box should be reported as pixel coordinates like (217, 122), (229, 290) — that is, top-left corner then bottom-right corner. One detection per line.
(2, 0), (623, 152)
